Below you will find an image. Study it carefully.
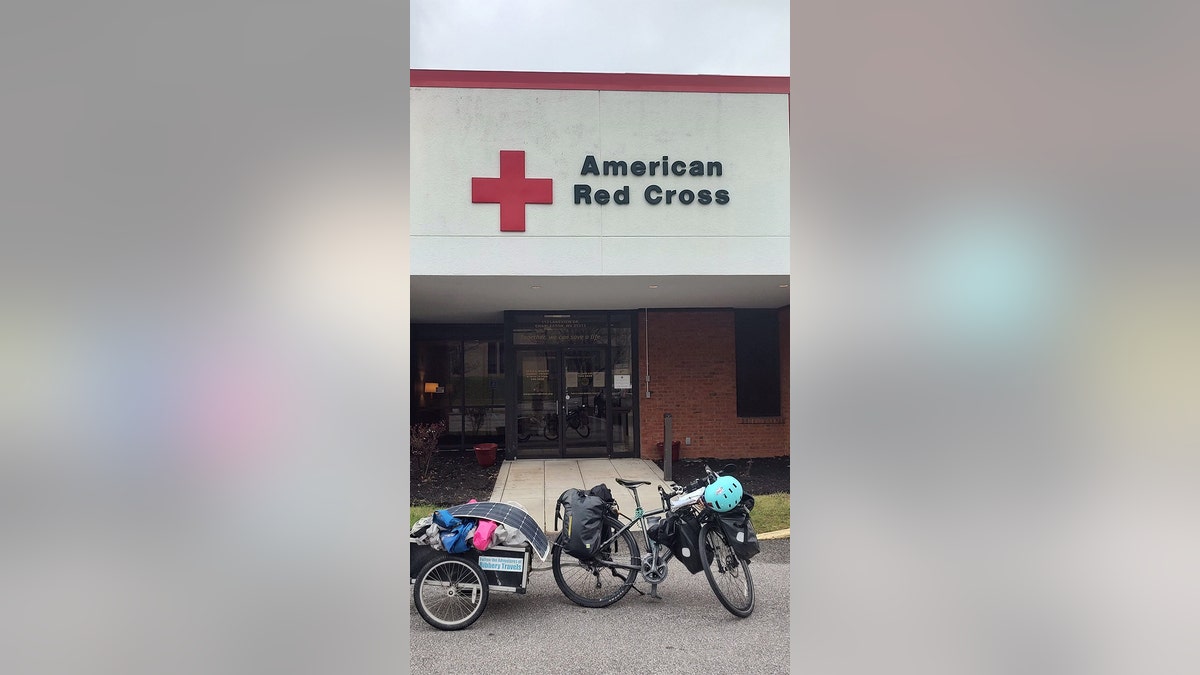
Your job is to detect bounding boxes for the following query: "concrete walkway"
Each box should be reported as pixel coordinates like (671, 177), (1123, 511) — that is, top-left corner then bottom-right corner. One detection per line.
(489, 458), (675, 532)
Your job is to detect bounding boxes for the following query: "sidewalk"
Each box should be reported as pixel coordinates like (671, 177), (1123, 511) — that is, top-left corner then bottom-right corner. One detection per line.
(489, 458), (675, 532)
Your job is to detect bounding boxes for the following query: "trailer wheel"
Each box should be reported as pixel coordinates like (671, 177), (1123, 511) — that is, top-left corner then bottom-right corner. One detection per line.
(413, 553), (489, 630)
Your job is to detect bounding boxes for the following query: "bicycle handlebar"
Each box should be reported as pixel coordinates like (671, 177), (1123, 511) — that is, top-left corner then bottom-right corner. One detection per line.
(671, 463), (740, 498)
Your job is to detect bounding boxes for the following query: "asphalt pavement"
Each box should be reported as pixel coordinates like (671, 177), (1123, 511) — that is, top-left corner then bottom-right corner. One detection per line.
(410, 540), (790, 674)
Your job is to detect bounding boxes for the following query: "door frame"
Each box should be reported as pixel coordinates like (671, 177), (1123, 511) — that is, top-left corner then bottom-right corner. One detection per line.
(504, 309), (643, 456)
(510, 345), (610, 458)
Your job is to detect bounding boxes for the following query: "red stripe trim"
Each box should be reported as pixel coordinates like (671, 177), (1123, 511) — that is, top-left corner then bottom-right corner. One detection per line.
(411, 69), (789, 94)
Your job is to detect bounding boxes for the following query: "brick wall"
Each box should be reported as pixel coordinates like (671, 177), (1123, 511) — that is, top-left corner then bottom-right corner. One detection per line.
(639, 308), (789, 459)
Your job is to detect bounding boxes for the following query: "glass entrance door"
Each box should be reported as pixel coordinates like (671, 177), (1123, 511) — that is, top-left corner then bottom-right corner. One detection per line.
(514, 349), (561, 457)
(562, 347), (608, 457)
(514, 347), (610, 458)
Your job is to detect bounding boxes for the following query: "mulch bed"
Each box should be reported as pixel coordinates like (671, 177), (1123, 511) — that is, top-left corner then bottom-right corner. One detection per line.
(410, 450), (508, 507)
(653, 456), (791, 495)
(411, 451), (791, 507)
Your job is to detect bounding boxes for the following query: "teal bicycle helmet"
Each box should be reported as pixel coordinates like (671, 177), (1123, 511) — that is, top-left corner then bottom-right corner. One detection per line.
(704, 475), (743, 513)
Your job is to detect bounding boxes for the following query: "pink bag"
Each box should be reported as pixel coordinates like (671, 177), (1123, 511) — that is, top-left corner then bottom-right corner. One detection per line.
(473, 519), (499, 551)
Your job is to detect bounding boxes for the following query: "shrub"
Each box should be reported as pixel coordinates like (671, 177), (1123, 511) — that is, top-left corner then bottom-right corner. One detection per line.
(411, 421), (446, 481)
(466, 406), (488, 436)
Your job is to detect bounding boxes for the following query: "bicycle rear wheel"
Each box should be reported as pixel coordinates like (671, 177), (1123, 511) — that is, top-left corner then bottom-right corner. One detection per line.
(552, 516), (640, 608)
(698, 520), (754, 617)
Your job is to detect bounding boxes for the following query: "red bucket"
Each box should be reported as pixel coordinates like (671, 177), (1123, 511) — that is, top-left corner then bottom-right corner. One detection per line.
(473, 443), (498, 467)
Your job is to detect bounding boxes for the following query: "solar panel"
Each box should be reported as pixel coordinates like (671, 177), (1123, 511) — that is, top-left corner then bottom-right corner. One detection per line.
(447, 501), (551, 561)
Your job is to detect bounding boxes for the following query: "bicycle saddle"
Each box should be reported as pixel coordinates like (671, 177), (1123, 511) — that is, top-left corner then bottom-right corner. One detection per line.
(615, 478), (650, 488)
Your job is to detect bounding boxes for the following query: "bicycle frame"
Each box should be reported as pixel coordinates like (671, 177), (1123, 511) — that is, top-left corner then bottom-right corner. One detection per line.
(594, 484), (677, 574)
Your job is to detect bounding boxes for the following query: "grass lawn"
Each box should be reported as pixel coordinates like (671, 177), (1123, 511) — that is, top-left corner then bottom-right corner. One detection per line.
(411, 503), (439, 528)
(748, 492), (789, 533)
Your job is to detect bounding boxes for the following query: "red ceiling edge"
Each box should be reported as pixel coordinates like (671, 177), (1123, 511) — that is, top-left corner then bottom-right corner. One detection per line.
(411, 69), (789, 95)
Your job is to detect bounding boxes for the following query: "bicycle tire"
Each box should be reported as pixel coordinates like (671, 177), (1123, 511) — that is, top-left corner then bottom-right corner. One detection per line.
(544, 421), (559, 440)
(576, 418), (590, 437)
(413, 553), (489, 630)
(698, 520), (754, 617)
(552, 515), (640, 608)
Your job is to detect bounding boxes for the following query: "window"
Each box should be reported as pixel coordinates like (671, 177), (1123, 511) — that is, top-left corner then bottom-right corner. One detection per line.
(411, 325), (506, 449)
(734, 309), (781, 418)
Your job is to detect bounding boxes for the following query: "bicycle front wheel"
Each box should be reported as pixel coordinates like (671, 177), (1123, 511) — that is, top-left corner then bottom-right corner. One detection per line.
(552, 515), (640, 608)
(413, 553), (489, 630)
(698, 520), (754, 617)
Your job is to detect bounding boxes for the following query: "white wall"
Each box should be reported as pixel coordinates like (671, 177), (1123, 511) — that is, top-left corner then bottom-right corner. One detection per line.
(410, 86), (789, 276)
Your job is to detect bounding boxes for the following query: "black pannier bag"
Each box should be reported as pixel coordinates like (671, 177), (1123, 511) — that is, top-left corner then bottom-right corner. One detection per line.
(587, 482), (614, 505)
(672, 509), (706, 574)
(646, 515), (670, 546)
(554, 488), (609, 560)
(716, 505), (760, 560)
(650, 510), (705, 574)
(587, 483), (617, 548)
(739, 493), (755, 512)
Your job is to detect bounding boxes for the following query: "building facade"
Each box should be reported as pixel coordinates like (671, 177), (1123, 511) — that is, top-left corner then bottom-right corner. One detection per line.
(410, 70), (789, 460)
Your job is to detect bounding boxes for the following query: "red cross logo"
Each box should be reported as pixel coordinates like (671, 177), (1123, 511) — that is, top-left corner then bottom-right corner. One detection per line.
(471, 150), (553, 232)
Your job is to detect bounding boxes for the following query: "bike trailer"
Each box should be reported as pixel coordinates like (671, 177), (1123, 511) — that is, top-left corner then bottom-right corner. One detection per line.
(411, 501), (549, 631)
(410, 539), (532, 594)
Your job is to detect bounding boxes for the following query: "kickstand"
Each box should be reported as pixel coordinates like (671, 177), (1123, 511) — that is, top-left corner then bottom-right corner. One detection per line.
(649, 583), (662, 600)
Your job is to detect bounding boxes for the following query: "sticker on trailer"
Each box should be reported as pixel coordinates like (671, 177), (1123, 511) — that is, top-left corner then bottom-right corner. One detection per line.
(478, 556), (524, 573)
